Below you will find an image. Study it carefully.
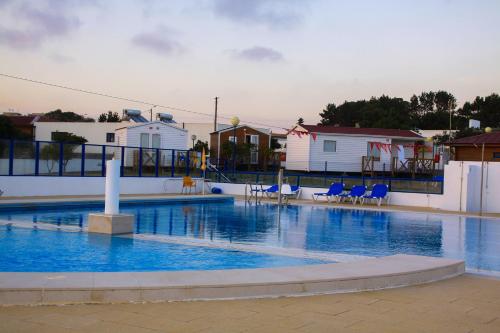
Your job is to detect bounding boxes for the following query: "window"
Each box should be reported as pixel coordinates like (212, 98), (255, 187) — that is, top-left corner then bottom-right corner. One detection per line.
(140, 133), (149, 148)
(152, 134), (161, 149)
(493, 152), (500, 159)
(106, 133), (115, 143)
(51, 131), (69, 141)
(228, 136), (237, 143)
(323, 140), (336, 152)
(250, 151), (258, 164)
(367, 142), (381, 158)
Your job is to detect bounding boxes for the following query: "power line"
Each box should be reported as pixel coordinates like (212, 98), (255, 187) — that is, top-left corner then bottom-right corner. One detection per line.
(0, 73), (288, 131)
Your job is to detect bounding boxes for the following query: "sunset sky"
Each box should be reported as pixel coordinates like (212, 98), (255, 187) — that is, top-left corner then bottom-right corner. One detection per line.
(1, 0), (499, 129)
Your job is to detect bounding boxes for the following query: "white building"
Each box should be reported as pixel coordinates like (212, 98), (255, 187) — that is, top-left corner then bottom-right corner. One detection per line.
(115, 121), (187, 150)
(115, 121), (188, 168)
(286, 125), (423, 173)
(34, 121), (127, 145)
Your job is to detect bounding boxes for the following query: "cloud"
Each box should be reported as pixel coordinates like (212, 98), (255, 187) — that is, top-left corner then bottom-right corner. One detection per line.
(131, 27), (184, 56)
(232, 46), (284, 62)
(213, 0), (307, 28)
(0, 0), (92, 50)
(50, 53), (74, 64)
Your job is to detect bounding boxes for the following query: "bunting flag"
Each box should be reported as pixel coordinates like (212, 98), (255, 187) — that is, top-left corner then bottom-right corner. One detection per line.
(289, 129), (317, 141)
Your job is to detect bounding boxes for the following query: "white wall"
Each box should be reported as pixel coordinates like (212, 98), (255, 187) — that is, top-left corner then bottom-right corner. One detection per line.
(1, 161), (498, 213)
(285, 132), (310, 171)
(34, 122), (126, 145)
(123, 122), (188, 151)
(0, 176), (202, 197)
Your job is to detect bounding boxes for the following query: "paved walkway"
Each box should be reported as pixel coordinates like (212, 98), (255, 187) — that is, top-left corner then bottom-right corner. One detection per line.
(1, 274), (499, 333)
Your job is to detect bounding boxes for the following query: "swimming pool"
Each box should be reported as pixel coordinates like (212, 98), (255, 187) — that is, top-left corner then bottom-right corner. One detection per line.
(0, 200), (499, 273)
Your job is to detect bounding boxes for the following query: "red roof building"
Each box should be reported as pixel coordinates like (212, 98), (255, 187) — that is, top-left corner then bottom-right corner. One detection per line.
(450, 132), (500, 161)
(286, 125), (423, 173)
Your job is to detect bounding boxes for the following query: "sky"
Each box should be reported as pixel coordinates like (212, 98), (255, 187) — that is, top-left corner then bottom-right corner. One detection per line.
(0, 0), (499, 129)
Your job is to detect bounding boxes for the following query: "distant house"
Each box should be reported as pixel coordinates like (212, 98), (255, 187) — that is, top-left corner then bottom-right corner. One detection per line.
(286, 125), (423, 173)
(449, 132), (500, 161)
(210, 125), (271, 168)
(35, 121), (126, 145)
(2, 114), (41, 139)
(115, 121), (188, 172)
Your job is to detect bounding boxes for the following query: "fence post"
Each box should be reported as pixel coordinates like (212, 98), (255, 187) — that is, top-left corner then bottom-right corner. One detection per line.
(80, 144), (85, 177)
(120, 146), (125, 177)
(8, 139), (14, 176)
(58, 142), (64, 176)
(155, 148), (160, 177)
(186, 151), (190, 176)
(297, 175), (301, 187)
(138, 147), (143, 177)
(324, 161), (327, 186)
(34, 141), (40, 176)
(101, 145), (106, 177)
(171, 150), (175, 177)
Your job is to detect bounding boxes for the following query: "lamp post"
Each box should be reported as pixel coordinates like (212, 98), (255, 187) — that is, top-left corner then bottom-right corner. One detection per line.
(191, 134), (197, 150)
(230, 116), (240, 173)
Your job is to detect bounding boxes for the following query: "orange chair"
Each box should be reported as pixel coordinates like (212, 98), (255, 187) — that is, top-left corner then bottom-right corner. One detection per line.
(182, 176), (196, 194)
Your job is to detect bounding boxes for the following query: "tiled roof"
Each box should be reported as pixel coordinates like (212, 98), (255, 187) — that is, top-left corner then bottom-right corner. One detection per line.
(298, 125), (422, 138)
(5, 115), (38, 126)
(450, 132), (500, 145)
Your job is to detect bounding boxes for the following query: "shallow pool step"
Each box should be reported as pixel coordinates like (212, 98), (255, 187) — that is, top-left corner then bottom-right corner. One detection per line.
(0, 254), (464, 305)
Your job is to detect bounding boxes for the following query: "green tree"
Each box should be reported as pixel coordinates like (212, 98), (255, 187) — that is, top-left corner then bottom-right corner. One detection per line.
(0, 115), (19, 139)
(98, 111), (121, 122)
(457, 94), (500, 128)
(270, 137), (281, 150)
(40, 132), (87, 173)
(193, 140), (209, 153)
(44, 109), (94, 122)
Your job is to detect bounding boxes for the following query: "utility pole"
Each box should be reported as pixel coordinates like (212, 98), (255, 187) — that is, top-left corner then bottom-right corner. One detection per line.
(214, 97), (219, 132)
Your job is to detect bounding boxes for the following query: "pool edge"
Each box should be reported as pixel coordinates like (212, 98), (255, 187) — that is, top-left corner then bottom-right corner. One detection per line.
(0, 254), (465, 305)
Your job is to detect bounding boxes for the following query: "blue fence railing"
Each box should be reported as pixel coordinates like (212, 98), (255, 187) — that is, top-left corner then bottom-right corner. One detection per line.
(205, 170), (444, 194)
(0, 139), (200, 178)
(0, 139), (444, 194)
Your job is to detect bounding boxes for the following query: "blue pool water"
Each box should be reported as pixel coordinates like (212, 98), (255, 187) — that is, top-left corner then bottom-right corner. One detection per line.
(1, 200), (499, 273)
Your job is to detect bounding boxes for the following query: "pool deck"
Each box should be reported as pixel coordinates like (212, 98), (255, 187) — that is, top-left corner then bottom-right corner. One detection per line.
(1, 274), (499, 333)
(1, 193), (499, 218)
(0, 255), (464, 306)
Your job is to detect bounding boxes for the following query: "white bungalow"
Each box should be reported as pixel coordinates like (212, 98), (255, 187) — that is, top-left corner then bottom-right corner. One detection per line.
(285, 125), (423, 173)
(115, 121), (188, 168)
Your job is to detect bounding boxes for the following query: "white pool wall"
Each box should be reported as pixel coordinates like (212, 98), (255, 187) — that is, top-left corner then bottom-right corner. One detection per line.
(0, 161), (498, 214)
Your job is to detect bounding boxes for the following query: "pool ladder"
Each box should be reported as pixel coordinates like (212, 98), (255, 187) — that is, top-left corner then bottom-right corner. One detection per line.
(245, 182), (264, 204)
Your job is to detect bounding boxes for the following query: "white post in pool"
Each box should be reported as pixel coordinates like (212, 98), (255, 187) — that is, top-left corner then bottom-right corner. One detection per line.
(104, 160), (120, 215)
(88, 159), (134, 235)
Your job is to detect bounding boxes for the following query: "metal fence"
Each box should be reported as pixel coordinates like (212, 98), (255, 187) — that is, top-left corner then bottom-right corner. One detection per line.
(205, 170), (444, 194)
(0, 139), (201, 178)
(0, 139), (444, 194)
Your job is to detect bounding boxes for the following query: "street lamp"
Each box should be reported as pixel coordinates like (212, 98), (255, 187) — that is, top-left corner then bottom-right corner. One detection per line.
(191, 134), (197, 150)
(230, 116), (240, 173)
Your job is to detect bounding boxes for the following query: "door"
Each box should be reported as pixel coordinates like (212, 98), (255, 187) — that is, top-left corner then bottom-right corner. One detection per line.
(152, 134), (161, 149)
(250, 135), (259, 164)
(140, 133), (149, 148)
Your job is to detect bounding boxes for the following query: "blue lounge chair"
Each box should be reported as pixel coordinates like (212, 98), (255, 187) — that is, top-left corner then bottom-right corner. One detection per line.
(289, 185), (302, 199)
(361, 184), (389, 206)
(312, 183), (345, 202)
(338, 185), (366, 205)
(264, 184), (279, 198)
